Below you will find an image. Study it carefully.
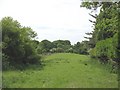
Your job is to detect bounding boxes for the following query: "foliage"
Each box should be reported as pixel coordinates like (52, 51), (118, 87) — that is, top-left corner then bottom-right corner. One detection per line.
(89, 33), (118, 63)
(2, 53), (10, 70)
(37, 40), (72, 54)
(81, 2), (119, 64)
(73, 41), (89, 54)
(52, 40), (71, 52)
(1, 17), (41, 70)
(37, 40), (53, 54)
(37, 39), (90, 54)
(95, 38), (112, 63)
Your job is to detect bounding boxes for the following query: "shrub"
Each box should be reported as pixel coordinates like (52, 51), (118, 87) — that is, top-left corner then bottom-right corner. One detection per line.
(91, 38), (113, 63)
(90, 33), (118, 65)
(96, 38), (112, 57)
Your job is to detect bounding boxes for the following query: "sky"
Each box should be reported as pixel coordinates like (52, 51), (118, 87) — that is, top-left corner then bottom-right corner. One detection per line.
(0, 0), (99, 45)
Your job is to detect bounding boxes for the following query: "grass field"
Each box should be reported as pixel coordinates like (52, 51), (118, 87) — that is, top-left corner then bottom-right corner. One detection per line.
(2, 53), (118, 88)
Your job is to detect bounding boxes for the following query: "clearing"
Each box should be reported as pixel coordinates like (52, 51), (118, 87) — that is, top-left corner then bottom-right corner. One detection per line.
(3, 53), (118, 88)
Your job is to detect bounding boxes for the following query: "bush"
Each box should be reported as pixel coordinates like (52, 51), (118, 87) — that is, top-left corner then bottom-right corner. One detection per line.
(96, 38), (113, 57)
(90, 38), (113, 63)
(2, 17), (42, 69)
(90, 33), (118, 65)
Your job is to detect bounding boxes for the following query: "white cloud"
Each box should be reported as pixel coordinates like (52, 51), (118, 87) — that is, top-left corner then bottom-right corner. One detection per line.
(0, 0), (96, 44)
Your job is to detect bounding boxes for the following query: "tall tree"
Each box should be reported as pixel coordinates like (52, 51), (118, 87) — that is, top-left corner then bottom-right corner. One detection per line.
(81, 1), (119, 63)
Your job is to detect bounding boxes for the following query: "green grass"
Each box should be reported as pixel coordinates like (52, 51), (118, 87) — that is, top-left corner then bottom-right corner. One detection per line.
(3, 53), (118, 88)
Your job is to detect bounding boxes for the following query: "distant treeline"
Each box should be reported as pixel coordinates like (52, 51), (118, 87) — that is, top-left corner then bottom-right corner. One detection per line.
(37, 39), (89, 55)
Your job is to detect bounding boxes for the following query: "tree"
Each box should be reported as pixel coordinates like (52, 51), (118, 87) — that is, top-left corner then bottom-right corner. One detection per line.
(37, 40), (53, 54)
(81, 1), (119, 64)
(52, 40), (72, 53)
(73, 41), (89, 54)
(1, 17), (40, 69)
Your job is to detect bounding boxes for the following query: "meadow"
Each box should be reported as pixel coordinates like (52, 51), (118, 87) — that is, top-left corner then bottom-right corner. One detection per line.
(2, 53), (118, 88)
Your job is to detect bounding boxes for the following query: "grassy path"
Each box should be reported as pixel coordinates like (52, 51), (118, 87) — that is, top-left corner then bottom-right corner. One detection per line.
(3, 53), (118, 88)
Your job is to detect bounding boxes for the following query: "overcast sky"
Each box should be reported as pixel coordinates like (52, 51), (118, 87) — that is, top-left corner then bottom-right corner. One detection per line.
(0, 0), (99, 44)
